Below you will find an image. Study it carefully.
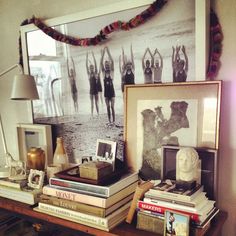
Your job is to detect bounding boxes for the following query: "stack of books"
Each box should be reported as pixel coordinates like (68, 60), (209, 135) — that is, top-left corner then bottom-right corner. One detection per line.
(34, 171), (139, 231)
(0, 178), (41, 205)
(136, 181), (219, 235)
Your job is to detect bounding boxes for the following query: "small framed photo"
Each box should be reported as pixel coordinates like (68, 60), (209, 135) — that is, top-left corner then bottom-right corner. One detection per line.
(164, 210), (190, 236)
(95, 139), (117, 170)
(28, 169), (45, 189)
(17, 123), (53, 168)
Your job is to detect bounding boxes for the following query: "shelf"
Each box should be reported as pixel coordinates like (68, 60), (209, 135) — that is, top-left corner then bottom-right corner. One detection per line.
(0, 197), (227, 236)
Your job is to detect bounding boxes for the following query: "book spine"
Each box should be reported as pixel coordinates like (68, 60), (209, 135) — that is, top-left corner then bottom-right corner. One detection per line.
(42, 185), (106, 207)
(0, 182), (21, 189)
(143, 198), (201, 213)
(137, 201), (201, 223)
(38, 203), (109, 227)
(49, 178), (108, 197)
(144, 194), (196, 207)
(40, 194), (106, 217)
(126, 181), (154, 224)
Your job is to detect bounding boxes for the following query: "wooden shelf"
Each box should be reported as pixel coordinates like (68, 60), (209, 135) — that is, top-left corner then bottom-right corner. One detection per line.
(0, 197), (227, 236)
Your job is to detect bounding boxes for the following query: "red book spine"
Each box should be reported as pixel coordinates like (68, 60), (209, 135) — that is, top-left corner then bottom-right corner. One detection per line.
(137, 201), (200, 223)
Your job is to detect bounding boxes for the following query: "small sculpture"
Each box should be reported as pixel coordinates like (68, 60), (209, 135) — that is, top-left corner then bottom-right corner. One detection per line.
(7, 155), (27, 180)
(175, 147), (200, 190)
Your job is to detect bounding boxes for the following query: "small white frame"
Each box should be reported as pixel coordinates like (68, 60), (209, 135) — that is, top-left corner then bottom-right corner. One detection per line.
(28, 169), (45, 189)
(17, 123), (53, 169)
(95, 139), (117, 170)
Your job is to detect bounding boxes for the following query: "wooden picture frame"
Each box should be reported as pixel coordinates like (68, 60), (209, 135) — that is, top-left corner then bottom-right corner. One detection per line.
(124, 81), (221, 180)
(17, 123), (53, 168)
(19, 0), (208, 164)
(28, 169), (45, 189)
(161, 145), (218, 201)
(164, 210), (190, 236)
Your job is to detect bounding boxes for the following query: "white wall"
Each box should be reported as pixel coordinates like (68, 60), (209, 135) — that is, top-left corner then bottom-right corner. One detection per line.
(0, 0), (235, 235)
(212, 0), (236, 235)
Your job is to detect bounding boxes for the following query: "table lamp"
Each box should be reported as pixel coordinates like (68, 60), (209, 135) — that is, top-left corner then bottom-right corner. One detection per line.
(0, 63), (39, 177)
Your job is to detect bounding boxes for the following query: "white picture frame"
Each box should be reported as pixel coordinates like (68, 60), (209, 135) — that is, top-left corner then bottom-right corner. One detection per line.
(28, 169), (45, 189)
(17, 123), (53, 168)
(95, 139), (117, 170)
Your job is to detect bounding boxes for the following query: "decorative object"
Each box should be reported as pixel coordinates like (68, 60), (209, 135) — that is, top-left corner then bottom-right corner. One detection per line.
(53, 137), (69, 170)
(20, 0), (205, 164)
(161, 145), (218, 201)
(124, 81), (221, 180)
(95, 139), (117, 171)
(46, 164), (62, 180)
(28, 169), (45, 189)
(17, 123), (53, 169)
(79, 161), (113, 181)
(164, 210), (190, 236)
(27, 147), (45, 171)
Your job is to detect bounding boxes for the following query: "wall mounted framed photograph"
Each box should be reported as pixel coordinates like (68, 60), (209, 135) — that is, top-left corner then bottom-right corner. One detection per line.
(95, 139), (117, 170)
(161, 145), (218, 201)
(124, 81), (221, 180)
(19, 0), (208, 164)
(164, 210), (190, 236)
(17, 123), (53, 168)
(28, 169), (45, 189)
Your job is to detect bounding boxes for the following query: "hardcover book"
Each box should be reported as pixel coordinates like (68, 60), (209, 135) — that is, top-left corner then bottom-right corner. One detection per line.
(34, 201), (131, 231)
(0, 178), (27, 189)
(0, 185), (41, 205)
(148, 182), (204, 201)
(49, 171), (138, 197)
(39, 193), (134, 217)
(43, 181), (138, 208)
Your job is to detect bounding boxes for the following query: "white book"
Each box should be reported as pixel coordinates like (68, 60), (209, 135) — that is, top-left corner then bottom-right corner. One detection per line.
(43, 181), (138, 208)
(49, 171), (138, 197)
(35, 201), (131, 230)
(142, 198), (214, 214)
(0, 185), (41, 205)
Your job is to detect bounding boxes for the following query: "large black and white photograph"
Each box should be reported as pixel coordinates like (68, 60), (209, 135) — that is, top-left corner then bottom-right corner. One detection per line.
(22, 0), (196, 163)
(136, 99), (198, 179)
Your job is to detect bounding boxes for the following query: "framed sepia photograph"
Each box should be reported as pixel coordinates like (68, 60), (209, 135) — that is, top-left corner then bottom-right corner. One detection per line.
(95, 139), (117, 170)
(161, 145), (218, 201)
(17, 123), (53, 168)
(164, 210), (190, 236)
(28, 169), (45, 189)
(124, 81), (221, 180)
(19, 0), (208, 164)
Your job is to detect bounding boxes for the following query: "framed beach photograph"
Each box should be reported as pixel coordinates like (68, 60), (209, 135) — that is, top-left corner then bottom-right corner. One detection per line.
(124, 81), (221, 180)
(95, 139), (117, 170)
(19, 0), (208, 165)
(164, 210), (190, 236)
(28, 169), (45, 189)
(162, 145), (218, 200)
(17, 123), (53, 168)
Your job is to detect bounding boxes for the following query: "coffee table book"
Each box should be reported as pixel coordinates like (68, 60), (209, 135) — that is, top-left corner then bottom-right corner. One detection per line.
(148, 182), (204, 201)
(0, 185), (41, 205)
(49, 171), (138, 197)
(0, 178), (27, 189)
(34, 201), (132, 231)
(39, 193), (134, 217)
(42, 181), (138, 208)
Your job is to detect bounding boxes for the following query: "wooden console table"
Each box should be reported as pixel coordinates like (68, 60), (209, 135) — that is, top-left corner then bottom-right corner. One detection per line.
(0, 197), (227, 236)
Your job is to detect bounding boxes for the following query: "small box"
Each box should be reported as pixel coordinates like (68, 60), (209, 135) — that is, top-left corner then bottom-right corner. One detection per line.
(79, 161), (113, 180)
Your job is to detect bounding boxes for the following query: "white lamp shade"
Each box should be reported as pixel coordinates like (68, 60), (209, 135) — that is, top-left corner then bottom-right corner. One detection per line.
(11, 74), (39, 100)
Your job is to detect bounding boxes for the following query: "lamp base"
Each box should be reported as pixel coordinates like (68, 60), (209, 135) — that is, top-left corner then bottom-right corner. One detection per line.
(0, 166), (10, 178)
